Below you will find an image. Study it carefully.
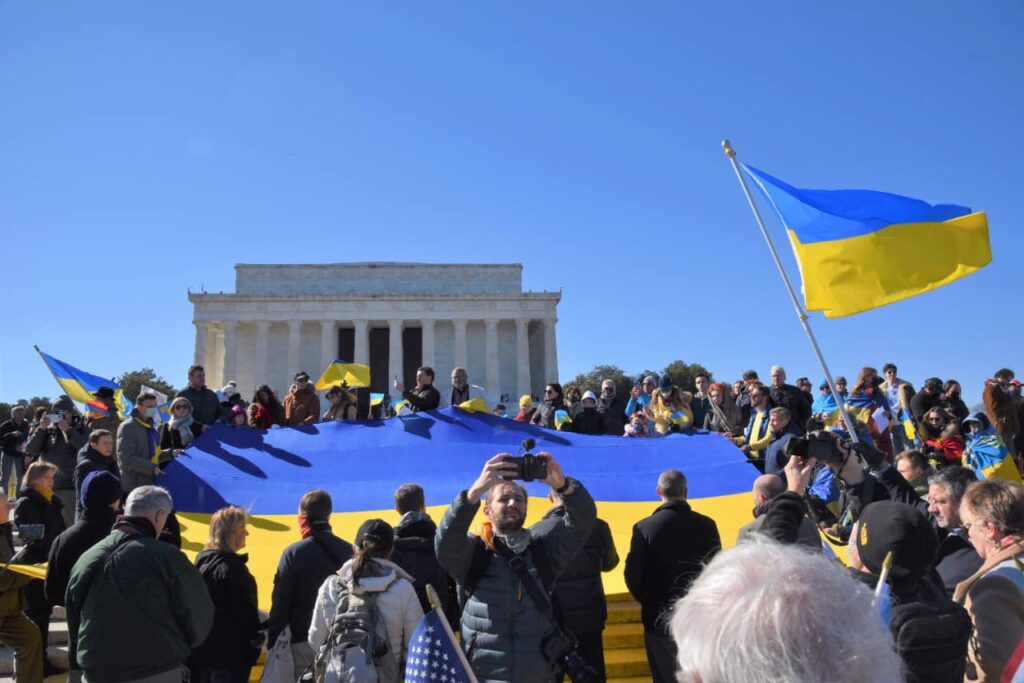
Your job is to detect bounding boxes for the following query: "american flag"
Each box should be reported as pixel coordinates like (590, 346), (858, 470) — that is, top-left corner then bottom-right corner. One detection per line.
(404, 608), (477, 683)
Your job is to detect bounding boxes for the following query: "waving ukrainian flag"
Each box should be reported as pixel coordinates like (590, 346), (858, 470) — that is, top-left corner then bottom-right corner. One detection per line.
(35, 347), (131, 418)
(742, 165), (991, 318)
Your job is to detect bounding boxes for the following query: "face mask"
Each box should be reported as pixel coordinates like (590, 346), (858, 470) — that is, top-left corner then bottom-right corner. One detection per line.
(144, 407), (158, 419)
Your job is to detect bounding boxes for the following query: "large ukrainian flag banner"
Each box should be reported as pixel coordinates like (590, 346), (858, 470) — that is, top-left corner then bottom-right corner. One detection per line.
(742, 165), (991, 318)
(162, 409), (757, 608)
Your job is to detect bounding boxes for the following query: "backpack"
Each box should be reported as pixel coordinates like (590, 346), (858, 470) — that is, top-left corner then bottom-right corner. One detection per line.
(890, 599), (972, 683)
(310, 576), (393, 683)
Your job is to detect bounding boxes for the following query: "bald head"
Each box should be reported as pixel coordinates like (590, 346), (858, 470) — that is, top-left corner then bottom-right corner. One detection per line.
(753, 474), (786, 505)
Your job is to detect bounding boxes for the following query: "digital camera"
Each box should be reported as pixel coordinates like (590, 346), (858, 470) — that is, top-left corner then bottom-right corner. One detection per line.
(502, 438), (548, 482)
(785, 429), (844, 464)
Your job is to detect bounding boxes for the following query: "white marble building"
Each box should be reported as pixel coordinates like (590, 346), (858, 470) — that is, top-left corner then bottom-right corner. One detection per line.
(188, 263), (561, 405)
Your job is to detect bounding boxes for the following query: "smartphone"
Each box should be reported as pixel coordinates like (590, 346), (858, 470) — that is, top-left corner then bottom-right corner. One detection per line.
(44, 413), (62, 424)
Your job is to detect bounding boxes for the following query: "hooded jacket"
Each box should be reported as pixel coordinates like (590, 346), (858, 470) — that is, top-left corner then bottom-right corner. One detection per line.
(192, 549), (262, 672)
(570, 402), (605, 436)
(308, 557), (423, 683)
(392, 512), (456, 624)
(284, 385), (321, 426)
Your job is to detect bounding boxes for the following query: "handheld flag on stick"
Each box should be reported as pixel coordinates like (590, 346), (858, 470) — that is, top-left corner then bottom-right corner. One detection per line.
(315, 361), (371, 391)
(554, 409), (573, 431)
(740, 164), (990, 318)
(404, 599), (477, 683)
(873, 551), (894, 627)
(34, 347), (131, 419)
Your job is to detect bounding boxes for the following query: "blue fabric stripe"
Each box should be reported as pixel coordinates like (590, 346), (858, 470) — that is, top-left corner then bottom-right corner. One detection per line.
(162, 409), (758, 514)
(742, 164), (971, 244)
(40, 351), (120, 392)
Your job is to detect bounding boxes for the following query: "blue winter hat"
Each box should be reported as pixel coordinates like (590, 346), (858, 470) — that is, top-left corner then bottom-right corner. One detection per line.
(81, 471), (122, 511)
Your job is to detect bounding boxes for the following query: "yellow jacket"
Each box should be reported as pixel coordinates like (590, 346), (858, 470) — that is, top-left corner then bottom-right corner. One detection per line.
(650, 390), (694, 435)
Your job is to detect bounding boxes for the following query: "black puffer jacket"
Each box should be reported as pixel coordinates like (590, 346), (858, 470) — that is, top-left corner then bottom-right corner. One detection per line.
(570, 407), (605, 436)
(533, 506), (619, 635)
(267, 525), (354, 644)
(769, 383), (811, 435)
(596, 396), (628, 435)
(392, 512), (457, 626)
(13, 486), (67, 563)
(192, 549), (262, 672)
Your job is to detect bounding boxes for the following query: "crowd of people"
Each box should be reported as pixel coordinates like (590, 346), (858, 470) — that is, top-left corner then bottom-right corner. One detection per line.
(0, 360), (1021, 682)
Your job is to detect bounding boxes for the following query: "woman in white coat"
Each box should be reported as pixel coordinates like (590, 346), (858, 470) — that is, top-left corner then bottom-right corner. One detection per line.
(309, 518), (423, 682)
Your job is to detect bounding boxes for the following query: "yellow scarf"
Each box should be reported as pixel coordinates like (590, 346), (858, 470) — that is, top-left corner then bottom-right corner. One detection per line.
(32, 484), (53, 503)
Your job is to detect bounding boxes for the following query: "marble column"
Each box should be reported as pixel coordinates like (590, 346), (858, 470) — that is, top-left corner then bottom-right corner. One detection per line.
(543, 318), (559, 383)
(516, 318), (532, 399)
(421, 319), (436, 371)
(254, 321), (270, 392)
(453, 319), (468, 370)
(193, 321), (208, 368)
(222, 321), (238, 387)
(485, 319), (499, 397)
(320, 320), (337, 375)
(210, 326), (224, 388)
(352, 320), (369, 366)
(388, 320), (404, 386)
(286, 320), (302, 381)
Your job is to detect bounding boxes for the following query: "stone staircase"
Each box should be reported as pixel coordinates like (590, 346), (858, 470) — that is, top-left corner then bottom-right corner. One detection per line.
(5, 597), (650, 682)
(245, 594), (650, 682)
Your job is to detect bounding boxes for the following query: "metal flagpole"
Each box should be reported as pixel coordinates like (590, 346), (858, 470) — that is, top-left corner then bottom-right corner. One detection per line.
(721, 140), (858, 435)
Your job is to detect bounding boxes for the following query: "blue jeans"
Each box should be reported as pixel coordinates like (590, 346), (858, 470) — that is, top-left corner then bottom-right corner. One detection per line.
(0, 454), (25, 497)
(890, 422), (911, 455)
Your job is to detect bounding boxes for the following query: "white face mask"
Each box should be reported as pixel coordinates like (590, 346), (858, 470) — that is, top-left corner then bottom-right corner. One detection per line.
(144, 407), (158, 419)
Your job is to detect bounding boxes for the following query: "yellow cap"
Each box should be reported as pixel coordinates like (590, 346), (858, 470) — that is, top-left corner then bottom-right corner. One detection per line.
(519, 395), (534, 409)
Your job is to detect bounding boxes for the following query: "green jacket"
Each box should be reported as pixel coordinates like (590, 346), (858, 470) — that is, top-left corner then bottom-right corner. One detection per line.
(0, 523), (32, 617)
(66, 525), (214, 683)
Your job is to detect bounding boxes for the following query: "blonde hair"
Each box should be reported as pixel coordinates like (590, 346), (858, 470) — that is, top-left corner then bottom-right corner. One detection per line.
(961, 479), (1024, 536)
(23, 461), (58, 489)
(169, 397), (193, 413)
(205, 505), (248, 551)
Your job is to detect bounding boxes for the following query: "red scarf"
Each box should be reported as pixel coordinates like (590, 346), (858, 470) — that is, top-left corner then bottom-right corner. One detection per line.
(298, 513), (314, 539)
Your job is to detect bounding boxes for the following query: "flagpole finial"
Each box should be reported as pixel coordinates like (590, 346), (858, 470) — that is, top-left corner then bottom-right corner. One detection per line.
(722, 140), (736, 158)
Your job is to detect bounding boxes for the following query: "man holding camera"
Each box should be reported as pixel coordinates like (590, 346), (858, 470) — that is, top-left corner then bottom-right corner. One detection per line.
(435, 451), (596, 682)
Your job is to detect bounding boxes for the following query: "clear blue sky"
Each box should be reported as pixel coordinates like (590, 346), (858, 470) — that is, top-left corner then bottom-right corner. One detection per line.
(2, 2), (1020, 407)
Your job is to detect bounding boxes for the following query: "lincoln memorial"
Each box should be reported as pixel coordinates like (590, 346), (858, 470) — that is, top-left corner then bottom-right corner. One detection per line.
(188, 263), (561, 405)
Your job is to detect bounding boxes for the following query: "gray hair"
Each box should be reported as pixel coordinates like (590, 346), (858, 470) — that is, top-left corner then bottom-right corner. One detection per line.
(770, 365), (786, 378)
(124, 486), (174, 517)
(927, 466), (977, 506)
(657, 469), (687, 499)
(769, 407), (791, 422)
(670, 538), (902, 682)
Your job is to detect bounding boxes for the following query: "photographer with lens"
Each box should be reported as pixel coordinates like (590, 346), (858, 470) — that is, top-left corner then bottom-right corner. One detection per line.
(785, 430), (894, 542)
(435, 444), (597, 682)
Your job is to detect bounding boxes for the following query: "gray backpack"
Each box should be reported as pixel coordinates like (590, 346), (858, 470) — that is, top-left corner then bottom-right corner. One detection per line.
(311, 576), (393, 683)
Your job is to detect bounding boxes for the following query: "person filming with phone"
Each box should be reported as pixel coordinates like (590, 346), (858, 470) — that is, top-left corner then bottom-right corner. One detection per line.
(435, 444), (597, 682)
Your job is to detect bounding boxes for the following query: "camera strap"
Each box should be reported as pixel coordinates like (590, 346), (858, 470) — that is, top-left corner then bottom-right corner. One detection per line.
(494, 541), (561, 625)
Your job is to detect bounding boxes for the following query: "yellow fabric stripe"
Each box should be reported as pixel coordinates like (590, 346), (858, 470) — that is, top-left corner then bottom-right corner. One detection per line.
(790, 212), (990, 318)
(179, 493), (755, 610)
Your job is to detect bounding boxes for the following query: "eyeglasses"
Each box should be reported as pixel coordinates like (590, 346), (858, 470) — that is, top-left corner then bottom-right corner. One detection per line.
(296, 378), (309, 384)
(545, 389), (556, 395)
(172, 406), (189, 412)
